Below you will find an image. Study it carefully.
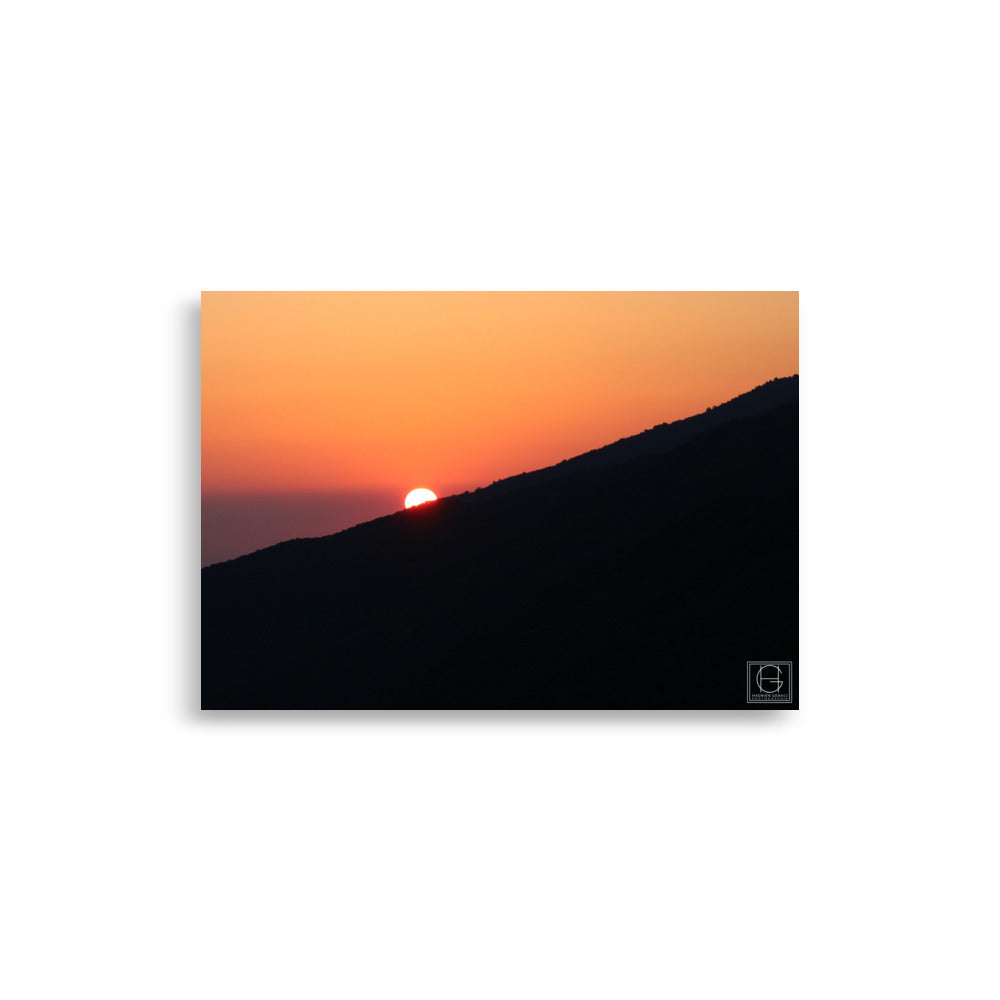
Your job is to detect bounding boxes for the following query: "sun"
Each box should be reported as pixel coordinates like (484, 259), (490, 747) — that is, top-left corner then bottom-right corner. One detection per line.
(404, 488), (438, 508)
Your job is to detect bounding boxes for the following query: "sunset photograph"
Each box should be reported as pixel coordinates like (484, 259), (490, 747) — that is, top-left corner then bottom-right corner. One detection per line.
(10, 3), (996, 996)
(202, 291), (799, 708)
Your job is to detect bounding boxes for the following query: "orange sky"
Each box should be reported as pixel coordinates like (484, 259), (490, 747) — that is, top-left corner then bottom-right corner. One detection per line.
(202, 291), (797, 497)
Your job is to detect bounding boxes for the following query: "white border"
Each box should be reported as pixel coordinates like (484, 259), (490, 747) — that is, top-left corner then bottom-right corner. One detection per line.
(4, 3), (997, 998)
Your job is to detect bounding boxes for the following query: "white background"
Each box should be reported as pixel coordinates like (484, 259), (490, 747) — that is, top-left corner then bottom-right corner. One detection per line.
(3, 2), (998, 997)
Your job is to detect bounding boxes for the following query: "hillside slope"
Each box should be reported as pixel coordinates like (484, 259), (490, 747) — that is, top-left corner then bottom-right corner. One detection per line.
(202, 390), (798, 709)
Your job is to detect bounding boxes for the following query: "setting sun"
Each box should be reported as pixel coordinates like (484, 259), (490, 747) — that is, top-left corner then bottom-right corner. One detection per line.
(404, 488), (437, 508)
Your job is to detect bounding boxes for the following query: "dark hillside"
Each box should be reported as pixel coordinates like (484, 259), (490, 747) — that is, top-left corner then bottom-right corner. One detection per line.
(202, 389), (798, 709)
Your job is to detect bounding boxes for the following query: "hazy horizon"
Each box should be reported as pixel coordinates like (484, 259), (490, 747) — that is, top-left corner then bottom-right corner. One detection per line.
(202, 485), (476, 566)
(201, 372), (797, 565)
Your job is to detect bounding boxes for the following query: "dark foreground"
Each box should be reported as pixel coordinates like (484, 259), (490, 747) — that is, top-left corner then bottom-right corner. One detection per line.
(202, 378), (798, 708)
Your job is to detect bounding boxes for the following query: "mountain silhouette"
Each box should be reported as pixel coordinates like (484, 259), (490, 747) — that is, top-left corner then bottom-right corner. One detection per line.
(202, 376), (798, 709)
(471, 374), (798, 499)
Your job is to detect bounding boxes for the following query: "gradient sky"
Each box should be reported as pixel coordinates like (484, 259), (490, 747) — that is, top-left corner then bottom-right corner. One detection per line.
(202, 291), (798, 500)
